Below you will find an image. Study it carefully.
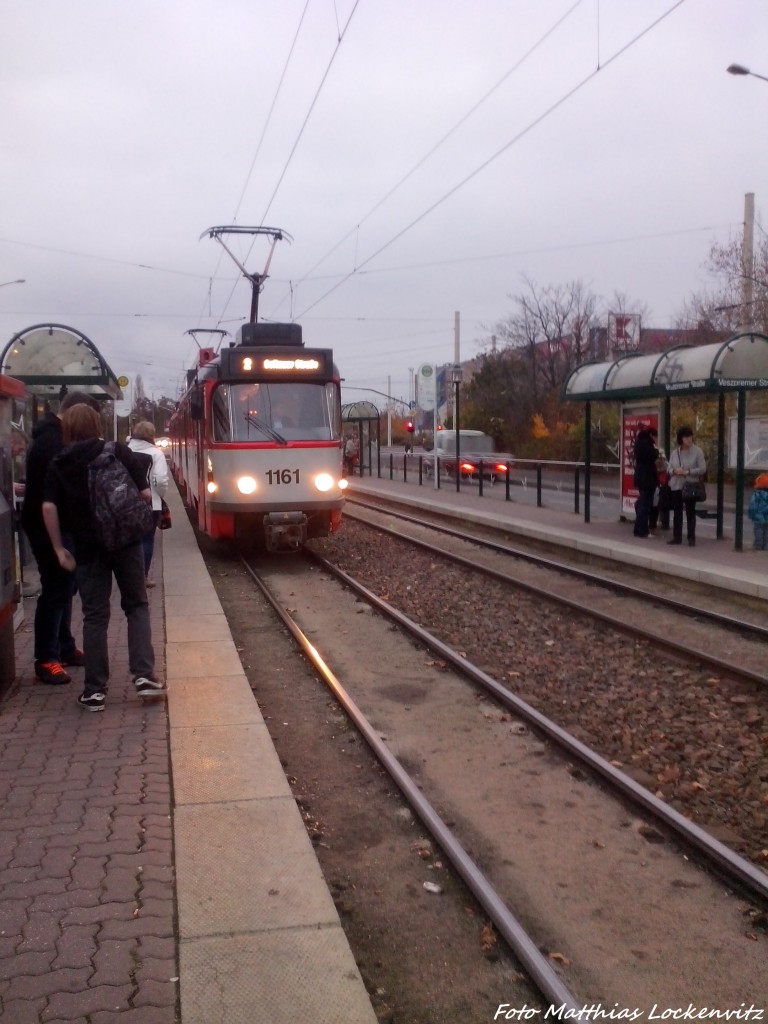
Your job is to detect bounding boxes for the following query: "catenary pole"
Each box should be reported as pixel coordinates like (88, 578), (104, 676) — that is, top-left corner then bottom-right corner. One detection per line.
(742, 192), (755, 330)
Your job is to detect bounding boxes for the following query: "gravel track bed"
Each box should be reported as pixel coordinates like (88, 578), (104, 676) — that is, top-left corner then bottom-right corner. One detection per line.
(315, 520), (768, 869)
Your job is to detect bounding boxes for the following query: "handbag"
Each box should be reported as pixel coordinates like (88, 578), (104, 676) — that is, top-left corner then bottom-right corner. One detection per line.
(159, 499), (172, 530)
(674, 449), (706, 503)
(682, 480), (706, 503)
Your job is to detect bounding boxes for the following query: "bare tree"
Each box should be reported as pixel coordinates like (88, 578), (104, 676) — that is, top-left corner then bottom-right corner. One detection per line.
(677, 231), (768, 334)
(494, 277), (601, 396)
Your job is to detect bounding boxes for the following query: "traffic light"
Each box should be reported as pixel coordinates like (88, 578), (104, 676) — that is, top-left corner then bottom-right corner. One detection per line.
(406, 420), (415, 433)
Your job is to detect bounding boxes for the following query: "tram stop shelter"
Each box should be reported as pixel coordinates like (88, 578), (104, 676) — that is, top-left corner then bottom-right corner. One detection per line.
(341, 400), (381, 476)
(0, 323), (123, 422)
(562, 330), (768, 551)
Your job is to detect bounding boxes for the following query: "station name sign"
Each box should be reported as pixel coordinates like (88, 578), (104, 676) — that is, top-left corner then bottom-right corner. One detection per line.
(662, 377), (768, 393)
(220, 347), (331, 380)
(717, 377), (768, 389)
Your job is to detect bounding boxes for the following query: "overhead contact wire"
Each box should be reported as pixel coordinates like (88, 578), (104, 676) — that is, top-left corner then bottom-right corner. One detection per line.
(190, 0), (313, 367)
(209, 0), (363, 342)
(289, 0), (587, 292)
(293, 0), (688, 320)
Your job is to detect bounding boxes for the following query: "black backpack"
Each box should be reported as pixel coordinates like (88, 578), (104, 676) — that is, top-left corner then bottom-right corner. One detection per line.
(88, 442), (153, 551)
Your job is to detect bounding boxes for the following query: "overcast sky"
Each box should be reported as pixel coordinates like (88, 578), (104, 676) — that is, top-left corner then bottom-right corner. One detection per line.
(1, 0), (766, 409)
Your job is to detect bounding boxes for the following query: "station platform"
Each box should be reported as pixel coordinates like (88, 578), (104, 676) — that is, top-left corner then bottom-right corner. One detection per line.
(345, 470), (768, 603)
(2, 483), (377, 1024)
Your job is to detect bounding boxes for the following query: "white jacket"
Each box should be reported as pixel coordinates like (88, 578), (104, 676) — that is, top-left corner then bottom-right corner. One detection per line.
(128, 437), (170, 511)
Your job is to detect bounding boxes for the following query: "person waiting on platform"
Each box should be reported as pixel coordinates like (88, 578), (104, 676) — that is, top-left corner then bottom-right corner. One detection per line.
(747, 473), (768, 551)
(632, 426), (659, 539)
(21, 390), (99, 685)
(344, 434), (358, 475)
(127, 421), (169, 586)
(666, 426), (706, 547)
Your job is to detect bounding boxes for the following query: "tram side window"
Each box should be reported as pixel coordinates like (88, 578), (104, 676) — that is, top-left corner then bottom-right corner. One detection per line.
(325, 382), (342, 441)
(211, 385), (232, 442)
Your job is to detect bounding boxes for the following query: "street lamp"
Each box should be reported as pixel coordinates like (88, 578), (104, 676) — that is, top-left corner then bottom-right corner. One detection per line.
(451, 364), (462, 493)
(727, 64), (768, 83)
(0, 279), (25, 288)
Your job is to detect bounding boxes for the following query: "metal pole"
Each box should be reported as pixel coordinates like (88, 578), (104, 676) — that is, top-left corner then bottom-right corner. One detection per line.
(454, 312), (461, 495)
(742, 193), (755, 330)
(716, 393), (725, 540)
(735, 388), (746, 551)
(455, 379), (461, 494)
(584, 400), (591, 523)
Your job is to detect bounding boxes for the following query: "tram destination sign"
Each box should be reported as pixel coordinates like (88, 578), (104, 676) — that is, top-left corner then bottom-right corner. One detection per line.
(220, 347), (332, 380)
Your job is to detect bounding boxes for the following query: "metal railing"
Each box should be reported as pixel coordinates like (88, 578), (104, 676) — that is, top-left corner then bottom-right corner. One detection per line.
(353, 450), (620, 514)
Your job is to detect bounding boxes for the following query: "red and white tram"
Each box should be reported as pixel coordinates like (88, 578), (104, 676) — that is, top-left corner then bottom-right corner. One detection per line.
(169, 321), (346, 551)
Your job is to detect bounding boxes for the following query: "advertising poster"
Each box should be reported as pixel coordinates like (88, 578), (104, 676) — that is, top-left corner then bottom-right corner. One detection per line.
(620, 405), (659, 517)
(728, 416), (768, 470)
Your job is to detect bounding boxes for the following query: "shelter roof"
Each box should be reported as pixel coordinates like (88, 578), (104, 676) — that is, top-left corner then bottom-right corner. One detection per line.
(0, 323), (123, 401)
(563, 331), (768, 403)
(342, 401), (379, 420)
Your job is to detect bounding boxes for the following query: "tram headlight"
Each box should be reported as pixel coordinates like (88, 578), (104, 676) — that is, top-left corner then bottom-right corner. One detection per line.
(314, 473), (334, 493)
(338, 478), (349, 490)
(207, 481), (218, 494)
(237, 476), (257, 495)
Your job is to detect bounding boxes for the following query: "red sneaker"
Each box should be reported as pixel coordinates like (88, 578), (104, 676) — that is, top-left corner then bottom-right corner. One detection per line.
(62, 649), (85, 667)
(35, 662), (72, 685)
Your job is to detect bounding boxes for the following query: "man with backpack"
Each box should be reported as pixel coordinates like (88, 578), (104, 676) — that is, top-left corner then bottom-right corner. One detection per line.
(42, 403), (165, 712)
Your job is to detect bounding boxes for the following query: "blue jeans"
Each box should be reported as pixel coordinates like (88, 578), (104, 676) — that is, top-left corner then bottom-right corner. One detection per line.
(753, 522), (768, 550)
(28, 529), (77, 666)
(75, 542), (155, 697)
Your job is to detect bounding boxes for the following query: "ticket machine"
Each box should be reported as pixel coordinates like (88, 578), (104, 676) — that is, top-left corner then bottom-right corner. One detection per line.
(0, 374), (27, 697)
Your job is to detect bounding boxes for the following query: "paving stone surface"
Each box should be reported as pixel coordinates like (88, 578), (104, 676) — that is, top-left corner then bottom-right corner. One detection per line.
(2, 551), (178, 1024)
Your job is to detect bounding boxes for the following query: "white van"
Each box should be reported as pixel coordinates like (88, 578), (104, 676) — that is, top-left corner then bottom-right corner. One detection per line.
(434, 430), (495, 456)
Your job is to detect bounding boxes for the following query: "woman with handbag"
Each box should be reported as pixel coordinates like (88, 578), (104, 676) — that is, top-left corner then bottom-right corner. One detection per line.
(667, 426), (706, 547)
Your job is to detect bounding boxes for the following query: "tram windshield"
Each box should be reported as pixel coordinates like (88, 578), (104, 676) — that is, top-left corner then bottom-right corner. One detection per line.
(211, 381), (341, 443)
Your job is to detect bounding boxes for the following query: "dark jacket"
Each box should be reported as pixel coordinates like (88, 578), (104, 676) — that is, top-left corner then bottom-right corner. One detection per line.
(43, 439), (150, 564)
(632, 430), (659, 491)
(21, 413), (64, 542)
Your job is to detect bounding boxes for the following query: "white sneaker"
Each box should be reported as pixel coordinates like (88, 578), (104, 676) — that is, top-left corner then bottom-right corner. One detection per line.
(134, 676), (166, 697)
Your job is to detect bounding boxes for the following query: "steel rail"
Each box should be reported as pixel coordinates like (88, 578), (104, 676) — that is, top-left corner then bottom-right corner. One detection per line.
(307, 549), (768, 905)
(239, 556), (582, 1013)
(347, 497), (768, 643)
(345, 503), (768, 689)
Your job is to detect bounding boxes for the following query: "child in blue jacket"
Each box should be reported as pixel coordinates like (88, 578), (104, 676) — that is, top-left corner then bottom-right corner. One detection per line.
(747, 473), (768, 550)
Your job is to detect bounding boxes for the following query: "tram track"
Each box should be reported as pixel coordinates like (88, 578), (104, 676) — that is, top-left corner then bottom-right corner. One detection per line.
(302, 547), (768, 902)
(311, 515), (768, 867)
(347, 496), (768, 648)
(226, 548), (768, 1014)
(240, 554), (580, 1014)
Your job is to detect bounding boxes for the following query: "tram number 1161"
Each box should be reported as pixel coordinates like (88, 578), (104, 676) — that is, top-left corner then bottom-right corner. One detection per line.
(266, 469), (300, 485)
